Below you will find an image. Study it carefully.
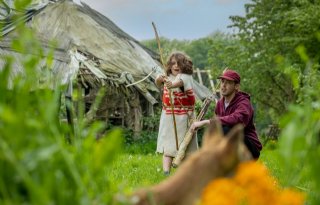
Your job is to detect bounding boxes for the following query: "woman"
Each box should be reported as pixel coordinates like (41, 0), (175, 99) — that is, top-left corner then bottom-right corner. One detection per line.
(155, 52), (198, 175)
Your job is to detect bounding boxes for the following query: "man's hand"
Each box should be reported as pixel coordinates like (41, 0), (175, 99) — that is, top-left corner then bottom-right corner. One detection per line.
(190, 121), (201, 133)
(190, 120), (211, 133)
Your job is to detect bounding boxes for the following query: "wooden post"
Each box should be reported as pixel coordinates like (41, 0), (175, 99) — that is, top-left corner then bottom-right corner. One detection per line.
(196, 68), (203, 85)
(206, 69), (215, 92)
(121, 100), (125, 126)
(152, 22), (179, 150)
(65, 80), (74, 144)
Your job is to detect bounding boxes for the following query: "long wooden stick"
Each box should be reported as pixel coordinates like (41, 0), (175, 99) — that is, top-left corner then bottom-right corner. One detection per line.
(152, 22), (165, 66)
(172, 95), (214, 167)
(152, 22), (179, 150)
(172, 67), (229, 166)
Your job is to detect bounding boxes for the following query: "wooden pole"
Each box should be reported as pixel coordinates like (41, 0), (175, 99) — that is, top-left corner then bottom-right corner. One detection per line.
(65, 80), (74, 144)
(172, 67), (229, 166)
(196, 68), (203, 85)
(207, 69), (215, 92)
(172, 96), (214, 167)
(152, 22), (179, 150)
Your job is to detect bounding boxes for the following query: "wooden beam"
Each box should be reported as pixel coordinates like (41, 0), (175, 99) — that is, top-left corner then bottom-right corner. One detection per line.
(196, 68), (203, 85)
(206, 69), (215, 92)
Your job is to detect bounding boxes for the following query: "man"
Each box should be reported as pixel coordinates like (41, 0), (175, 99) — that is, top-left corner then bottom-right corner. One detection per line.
(190, 69), (262, 159)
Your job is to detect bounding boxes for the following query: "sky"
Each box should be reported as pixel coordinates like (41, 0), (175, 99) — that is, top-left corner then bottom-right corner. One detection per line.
(73, 0), (250, 41)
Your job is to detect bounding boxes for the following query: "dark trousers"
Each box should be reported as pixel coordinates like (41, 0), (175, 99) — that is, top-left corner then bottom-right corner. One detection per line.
(222, 125), (260, 159)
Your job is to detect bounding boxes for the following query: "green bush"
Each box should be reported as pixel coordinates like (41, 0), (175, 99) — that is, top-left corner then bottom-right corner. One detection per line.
(0, 2), (124, 204)
(272, 60), (320, 204)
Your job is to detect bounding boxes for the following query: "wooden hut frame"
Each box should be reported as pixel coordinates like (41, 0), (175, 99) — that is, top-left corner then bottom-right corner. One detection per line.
(0, 0), (212, 135)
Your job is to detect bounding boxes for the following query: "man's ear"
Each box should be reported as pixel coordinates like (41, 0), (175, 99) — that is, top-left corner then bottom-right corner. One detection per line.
(235, 83), (240, 92)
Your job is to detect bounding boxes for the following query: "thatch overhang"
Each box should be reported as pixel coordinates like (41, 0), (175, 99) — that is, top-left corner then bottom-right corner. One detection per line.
(0, 0), (212, 133)
(2, 0), (164, 103)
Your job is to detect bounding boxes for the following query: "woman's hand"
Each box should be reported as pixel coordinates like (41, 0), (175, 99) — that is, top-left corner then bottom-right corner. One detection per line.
(164, 80), (173, 88)
(155, 74), (167, 87)
(158, 75), (167, 83)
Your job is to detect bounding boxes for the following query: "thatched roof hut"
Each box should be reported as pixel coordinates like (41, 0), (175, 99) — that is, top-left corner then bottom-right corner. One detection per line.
(0, 0), (211, 134)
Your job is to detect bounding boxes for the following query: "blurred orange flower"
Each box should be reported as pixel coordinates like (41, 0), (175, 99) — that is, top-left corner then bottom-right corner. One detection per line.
(199, 161), (305, 205)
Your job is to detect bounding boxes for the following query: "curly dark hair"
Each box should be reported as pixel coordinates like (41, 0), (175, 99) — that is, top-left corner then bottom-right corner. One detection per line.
(165, 52), (193, 75)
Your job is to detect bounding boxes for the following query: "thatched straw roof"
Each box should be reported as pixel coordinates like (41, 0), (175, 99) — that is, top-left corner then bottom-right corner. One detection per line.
(0, 0), (211, 104)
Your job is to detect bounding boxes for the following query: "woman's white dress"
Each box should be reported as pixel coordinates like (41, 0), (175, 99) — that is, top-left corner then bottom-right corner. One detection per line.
(156, 73), (198, 157)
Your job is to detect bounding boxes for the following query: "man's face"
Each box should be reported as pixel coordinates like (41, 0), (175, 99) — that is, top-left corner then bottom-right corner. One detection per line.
(220, 79), (237, 97)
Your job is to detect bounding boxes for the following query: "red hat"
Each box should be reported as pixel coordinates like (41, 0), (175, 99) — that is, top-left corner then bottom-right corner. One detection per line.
(218, 69), (241, 84)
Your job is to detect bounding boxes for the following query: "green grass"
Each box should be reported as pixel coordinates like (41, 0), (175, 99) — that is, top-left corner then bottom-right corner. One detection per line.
(108, 142), (277, 194)
(1, 1), (319, 204)
(109, 141), (310, 195)
(108, 153), (165, 194)
(260, 145), (310, 187)
(259, 147), (282, 178)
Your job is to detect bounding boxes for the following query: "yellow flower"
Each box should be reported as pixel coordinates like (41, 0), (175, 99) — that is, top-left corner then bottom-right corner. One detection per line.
(235, 162), (278, 205)
(199, 161), (305, 205)
(277, 189), (305, 205)
(201, 179), (245, 205)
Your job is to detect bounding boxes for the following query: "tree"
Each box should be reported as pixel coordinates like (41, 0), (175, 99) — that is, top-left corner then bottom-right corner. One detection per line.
(226, 0), (320, 123)
(141, 36), (212, 69)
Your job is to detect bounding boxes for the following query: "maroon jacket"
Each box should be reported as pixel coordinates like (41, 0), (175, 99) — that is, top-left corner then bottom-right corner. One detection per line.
(215, 91), (262, 151)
